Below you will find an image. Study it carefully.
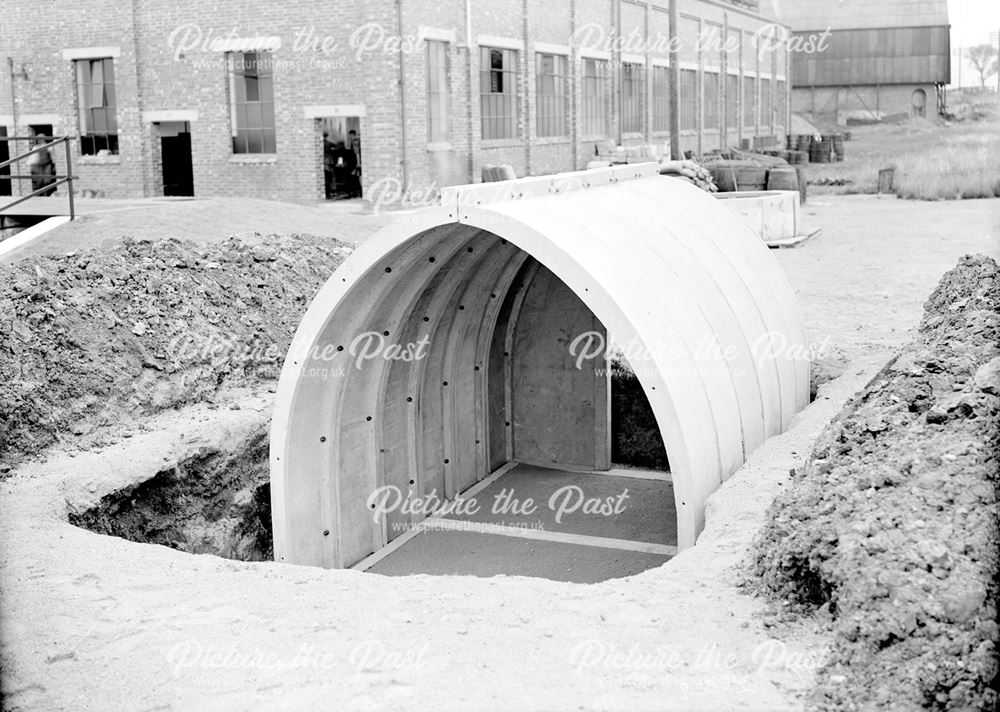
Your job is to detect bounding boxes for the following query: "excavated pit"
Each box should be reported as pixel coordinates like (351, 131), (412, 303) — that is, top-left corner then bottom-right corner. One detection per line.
(69, 429), (273, 561)
(64, 375), (670, 567)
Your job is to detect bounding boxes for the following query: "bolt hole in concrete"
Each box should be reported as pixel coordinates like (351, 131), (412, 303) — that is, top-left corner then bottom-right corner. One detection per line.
(66, 373), (672, 583)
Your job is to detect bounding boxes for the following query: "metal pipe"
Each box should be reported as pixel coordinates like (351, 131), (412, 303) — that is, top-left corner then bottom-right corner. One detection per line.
(0, 137), (64, 170)
(466, 0), (474, 181)
(7, 57), (19, 197)
(64, 135), (75, 220)
(396, 0), (408, 188)
(668, 0), (681, 160)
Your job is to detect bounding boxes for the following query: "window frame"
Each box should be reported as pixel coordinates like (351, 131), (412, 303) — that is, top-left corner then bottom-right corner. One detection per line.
(620, 62), (645, 135)
(703, 71), (721, 131)
(580, 57), (609, 138)
(534, 52), (568, 138)
(74, 57), (119, 156)
(226, 50), (277, 155)
(679, 68), (697, 132)
(760, 77), (772, 131)
(426, 40), (451, 145)
(742, 74), (757, 128)
(480, 46), (519, 141)
(652, 64), (670, 133)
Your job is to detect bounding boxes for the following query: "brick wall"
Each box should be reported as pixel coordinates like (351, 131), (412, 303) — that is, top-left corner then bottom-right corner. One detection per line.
(1, 0), (792, 202)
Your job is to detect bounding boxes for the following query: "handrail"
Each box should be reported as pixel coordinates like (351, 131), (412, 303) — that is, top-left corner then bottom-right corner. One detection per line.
(0, 135), (75, 220)
(0, 138), (66, 171)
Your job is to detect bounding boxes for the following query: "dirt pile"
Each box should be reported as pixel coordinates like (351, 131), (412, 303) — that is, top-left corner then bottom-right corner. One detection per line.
(0, 234), (350, 472)
(750, 254), (1000, 711)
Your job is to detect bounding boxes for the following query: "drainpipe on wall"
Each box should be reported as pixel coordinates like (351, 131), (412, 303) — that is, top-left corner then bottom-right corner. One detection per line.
(668, 0), (681, 160)
(7, 57), (21, 197)
(466, 0), (474, 182)
(131, 0), (151, 197)
(396, 0), (408, 188)
(615, 0), (622, 146)
(6, 58), (17, 136)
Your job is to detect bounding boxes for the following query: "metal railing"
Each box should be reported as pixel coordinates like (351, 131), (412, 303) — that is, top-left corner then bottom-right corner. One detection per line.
(0, 135), (76, 220)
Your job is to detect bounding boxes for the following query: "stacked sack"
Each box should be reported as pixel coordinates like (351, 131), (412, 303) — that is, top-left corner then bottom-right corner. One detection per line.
(657, 160), (718, 193)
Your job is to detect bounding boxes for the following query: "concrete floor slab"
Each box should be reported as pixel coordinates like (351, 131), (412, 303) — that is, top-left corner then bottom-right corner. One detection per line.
(361, 464), (676, 583)
(366, 529), (672, 583)
(440, 464), (676, 546)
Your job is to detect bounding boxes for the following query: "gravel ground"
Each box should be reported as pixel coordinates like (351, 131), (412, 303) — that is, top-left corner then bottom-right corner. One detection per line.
(751, 255), (1000, 711)
(0, 197), (385, 262)
(773, 195), (1000, 393)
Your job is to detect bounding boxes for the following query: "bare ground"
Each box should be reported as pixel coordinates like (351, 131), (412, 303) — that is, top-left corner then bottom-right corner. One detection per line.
(0, 195), (998, 710)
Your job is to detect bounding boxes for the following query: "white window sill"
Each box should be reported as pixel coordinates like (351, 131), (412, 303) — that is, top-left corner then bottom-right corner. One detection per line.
(78, 154), (121, 165)
(427, 142), (453, 152)
(581, 134), (609, 142)
(533, 136), (571, 145)
(480, 138), (522, 149)
(229, 154), (278, 164)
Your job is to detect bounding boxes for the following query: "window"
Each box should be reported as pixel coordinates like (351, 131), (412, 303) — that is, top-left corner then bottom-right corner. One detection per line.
(621, 63), (644, 134)
(227, 51), (276, 154)
(775, 80), (786, 126)
(581, 58), (609, 137)
(743, 75), (756, 126)
(680, 69), (697, 131)
(726, 74), (739, 129)
(75, 58), (118, 155)
(427, 41), (450, 144)
(761, 78), (772, 130)
(704, 72), (720, 130)
(652, 65), (669, 133)
(535, 53), (568, 137)
(480, 47), (518, 140)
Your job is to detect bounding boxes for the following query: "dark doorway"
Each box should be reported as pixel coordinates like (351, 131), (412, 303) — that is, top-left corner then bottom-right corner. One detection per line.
(0, 126), (10, 197)
(159, 123), (194, 196)
(319, 116), (362, 200)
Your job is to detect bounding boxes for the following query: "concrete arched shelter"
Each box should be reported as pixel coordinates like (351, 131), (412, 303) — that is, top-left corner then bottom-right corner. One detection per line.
(270, 164), (810, 568)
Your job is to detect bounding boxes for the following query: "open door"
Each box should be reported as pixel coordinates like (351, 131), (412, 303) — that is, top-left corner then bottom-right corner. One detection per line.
(159, 122), (194, 196)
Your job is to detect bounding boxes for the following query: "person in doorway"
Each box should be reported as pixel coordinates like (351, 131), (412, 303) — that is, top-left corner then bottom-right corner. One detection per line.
(322, 131), (335, 198)
(332, 140), (351, 197)
(347, 129), (362, 198)
(28, 134), (57, 197)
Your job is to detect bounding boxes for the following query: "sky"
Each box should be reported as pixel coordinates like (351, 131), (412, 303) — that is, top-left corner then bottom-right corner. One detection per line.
(948, 0), (1000, 48)
(948, 0), (1000, 86)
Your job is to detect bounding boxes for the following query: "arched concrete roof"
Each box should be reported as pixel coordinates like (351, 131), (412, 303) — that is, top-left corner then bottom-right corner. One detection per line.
(270, 164), (809, 568)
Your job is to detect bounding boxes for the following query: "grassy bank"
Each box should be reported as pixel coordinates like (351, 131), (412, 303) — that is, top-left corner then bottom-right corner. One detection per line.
(805, 93), (1000, 200)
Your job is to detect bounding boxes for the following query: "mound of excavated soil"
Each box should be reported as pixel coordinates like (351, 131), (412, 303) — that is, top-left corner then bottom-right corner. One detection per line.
(0, 235), (350, 472)
(750, 255), (1000, 711)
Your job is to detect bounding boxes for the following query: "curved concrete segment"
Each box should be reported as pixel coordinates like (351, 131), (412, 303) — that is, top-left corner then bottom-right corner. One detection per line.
(270, 164), (809, 568)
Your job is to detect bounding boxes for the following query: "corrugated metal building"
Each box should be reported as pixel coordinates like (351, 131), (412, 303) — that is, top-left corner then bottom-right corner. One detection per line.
(764, 0), (950, 124)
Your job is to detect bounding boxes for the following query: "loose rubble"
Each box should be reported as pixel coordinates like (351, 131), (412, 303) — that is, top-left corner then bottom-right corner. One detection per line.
(0, 234), (350, 472)
(750, 255), (1000, 711)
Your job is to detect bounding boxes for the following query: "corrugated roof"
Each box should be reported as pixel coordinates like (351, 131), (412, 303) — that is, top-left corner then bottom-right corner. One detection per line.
(763, 0), (949, 31)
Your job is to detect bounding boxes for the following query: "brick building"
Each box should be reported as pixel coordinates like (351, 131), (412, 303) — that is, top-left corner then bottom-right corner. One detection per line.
(1, 0), (791, 203)
(765, 0), (950, 124)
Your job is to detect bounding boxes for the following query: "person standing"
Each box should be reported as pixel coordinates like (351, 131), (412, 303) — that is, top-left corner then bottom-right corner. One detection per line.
(347, 129), (362, 198)
(322, 132), (335, 198)
(29, 134), (57, 197)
